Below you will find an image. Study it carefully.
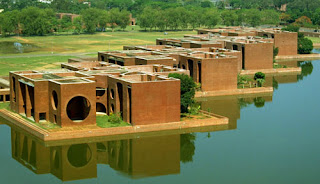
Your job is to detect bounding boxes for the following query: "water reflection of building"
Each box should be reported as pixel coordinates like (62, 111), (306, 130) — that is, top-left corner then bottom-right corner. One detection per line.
(10, 128), (186, 181)
(198, 94), (272, 129)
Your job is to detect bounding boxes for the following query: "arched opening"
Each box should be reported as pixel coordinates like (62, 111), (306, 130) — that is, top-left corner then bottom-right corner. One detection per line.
(96, 87), (106, 97)
(52, 90), (58, 110)
(100, 55), (105, 61)
(117, 83), (123, 119)
(198, 61), (202, 84)
(110, 89), (115, 99)
(188, 59), (194, 78)
(110, 104), (115, 113)
(66, 96), (91, 122)
(96, 103), (106, 113)
(67, 144), (92, 168)
(182, 64), (186, 69)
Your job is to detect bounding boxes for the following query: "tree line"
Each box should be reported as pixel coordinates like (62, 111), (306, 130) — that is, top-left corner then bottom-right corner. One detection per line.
(0, 7), (130, 36)
(139, 7), (280, 31)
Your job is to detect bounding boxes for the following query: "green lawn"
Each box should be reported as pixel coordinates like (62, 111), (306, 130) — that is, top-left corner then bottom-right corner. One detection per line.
(0, 102), (10, 110)
(0, 56), (71, 76)
(0, 29), (195, 76)
(306, 36), (320, 44)
(0, 28), (196, 56)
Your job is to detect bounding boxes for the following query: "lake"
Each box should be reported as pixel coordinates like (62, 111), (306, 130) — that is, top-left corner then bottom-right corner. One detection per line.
(0, 52), (319, 183)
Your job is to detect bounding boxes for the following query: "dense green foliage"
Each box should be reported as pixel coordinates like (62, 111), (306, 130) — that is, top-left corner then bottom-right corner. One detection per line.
(1, 0), (320, 36)
(168, 73), (196, 113)
(254, 72), (266, 87)
(298, 36), (313, 54)
(96, 113), (130, 128)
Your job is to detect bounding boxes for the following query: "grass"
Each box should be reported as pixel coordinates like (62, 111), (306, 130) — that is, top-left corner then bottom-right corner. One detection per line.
(0, 28), (196, 56)
(0, 102), (10, 109)
(0, 102), (59, 130)
(0, 28), (195, 76)
(273, 63), (288, 69)
(0, 55), (71, 76)
(306, 36), (320, 44)
(96, 114), (131, 128)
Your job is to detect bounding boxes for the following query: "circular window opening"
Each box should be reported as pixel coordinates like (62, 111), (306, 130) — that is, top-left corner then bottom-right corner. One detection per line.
(66, 96), (91, 122)
(110, 104), (115, 113)
(67, 144), (92, 168)
(96, 87), (106, 97)
(110, 89), (115, 99)
(52, 90), (58, 110)
(96, 103), (106, 113)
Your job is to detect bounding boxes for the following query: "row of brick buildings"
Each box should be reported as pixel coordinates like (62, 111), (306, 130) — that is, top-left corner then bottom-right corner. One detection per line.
(8, 27), (298, 127)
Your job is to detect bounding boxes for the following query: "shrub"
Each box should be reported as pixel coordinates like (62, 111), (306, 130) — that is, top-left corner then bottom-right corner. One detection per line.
(254, 72), (266, 87)
(282, 24), (300, 32)
(109, 113), (122, 124)
(254, 72), (265, 80)
(168, 73), (196, 113)
(298, 37), (313, 54)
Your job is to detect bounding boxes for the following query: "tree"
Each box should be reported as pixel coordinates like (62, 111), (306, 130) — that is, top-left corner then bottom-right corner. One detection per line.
(282, 24), (300, 32)
(261, 9), (280, 25)
(166, 8), (180, 30)
(81, 8), (100, 33)
(98, 10), (109, 32)
(20, 7), (55, 36)
(221, 10), (238, 26)
(60, 15), (72, 31)
(139, 7), (156, 31)
(168, 73), (196, 113)
(203, 9), (221, 28)
(118, 10), (130, 30)
(0, 10), (20, 36)
(298, 36), (313, 54)
(108, 8), (121, 32)
(294, 16), (312, 27)
(73, 16), (83, 34)
(189, 8), (203, 29)
(244, 9), (261, 27)
(254, 72), (266, 87)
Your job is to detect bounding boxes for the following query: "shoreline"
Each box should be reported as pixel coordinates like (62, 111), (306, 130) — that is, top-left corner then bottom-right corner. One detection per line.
(195, 87), (273, 98)
(240, 67), (301, 75)
(276, 54), (320, 60)
(0, 109), (228, 142)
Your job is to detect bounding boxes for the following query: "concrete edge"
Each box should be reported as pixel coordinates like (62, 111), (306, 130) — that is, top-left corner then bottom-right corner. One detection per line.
(195, 87), (273, 98)
(0, 109), (229, 142)
(240, 67), (302, 76)
(276, 54), (320, 60)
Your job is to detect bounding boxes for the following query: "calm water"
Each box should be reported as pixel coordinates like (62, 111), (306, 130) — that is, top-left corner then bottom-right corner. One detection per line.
(1, 55), (320, 183)
(0, 42), (40, 54)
